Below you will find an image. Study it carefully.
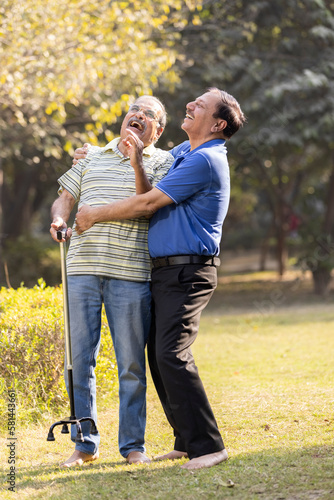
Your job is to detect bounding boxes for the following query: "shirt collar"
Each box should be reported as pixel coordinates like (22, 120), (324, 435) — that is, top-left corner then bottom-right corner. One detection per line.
(191, 138), (226, 153)
(101, 137), (156, 157)
(176, 139), (226, 158)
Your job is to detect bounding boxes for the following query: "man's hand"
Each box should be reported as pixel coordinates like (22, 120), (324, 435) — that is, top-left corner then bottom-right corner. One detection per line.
(75, 205), (96, 235)
(122, 129), (144, 171)
(72, 143), (90, 166)
(50, 217), (72, 242)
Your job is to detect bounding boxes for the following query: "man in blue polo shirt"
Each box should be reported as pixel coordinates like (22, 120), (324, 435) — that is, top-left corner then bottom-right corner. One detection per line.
(75, 87), (246, 469)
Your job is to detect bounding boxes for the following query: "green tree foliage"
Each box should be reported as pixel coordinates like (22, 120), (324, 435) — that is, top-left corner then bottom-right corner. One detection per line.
(2, 0), (334, 293)
(0, 0), (203, 241)
(0, 0), (205, 286)
(232, 0), (334, 282)
(157, 0), (334, 289)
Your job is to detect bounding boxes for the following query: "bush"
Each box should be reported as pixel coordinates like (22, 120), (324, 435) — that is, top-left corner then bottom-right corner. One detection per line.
(0, 280), (118, 428)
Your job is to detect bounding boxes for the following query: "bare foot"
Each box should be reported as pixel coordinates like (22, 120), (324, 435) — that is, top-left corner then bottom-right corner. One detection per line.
(181, 449), (228, 470)
(60, 450), (99, 468)
(154, 450), (188, 461)
(126, 451), (151, 464)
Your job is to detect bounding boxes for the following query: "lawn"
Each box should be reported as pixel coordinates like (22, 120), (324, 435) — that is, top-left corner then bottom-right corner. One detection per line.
(1, 272), (334, 499)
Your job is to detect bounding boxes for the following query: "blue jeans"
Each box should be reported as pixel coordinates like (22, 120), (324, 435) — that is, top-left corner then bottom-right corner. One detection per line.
(66, 275), (151, 457)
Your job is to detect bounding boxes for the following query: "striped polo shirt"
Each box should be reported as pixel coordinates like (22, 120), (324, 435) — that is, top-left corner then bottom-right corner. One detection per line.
(58, 138), (173, 282)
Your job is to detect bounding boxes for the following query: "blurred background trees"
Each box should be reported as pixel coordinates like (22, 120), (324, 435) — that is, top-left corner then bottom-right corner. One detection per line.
(1, 0), (334, 293)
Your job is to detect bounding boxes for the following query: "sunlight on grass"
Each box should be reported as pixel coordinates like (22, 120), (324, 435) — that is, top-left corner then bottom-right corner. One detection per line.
(1, 300), (333, 499)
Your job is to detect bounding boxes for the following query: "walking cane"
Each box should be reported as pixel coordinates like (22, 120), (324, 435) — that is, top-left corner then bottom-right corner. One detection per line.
(47, 228), (98, 442)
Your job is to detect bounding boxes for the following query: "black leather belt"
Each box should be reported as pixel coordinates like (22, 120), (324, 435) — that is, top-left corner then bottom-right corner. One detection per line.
(151, 255), (220, 268)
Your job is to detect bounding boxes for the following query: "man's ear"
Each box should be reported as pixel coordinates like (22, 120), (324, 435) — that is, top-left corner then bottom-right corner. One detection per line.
(211, 120), (227, 134)
(155, 126), (164, 141)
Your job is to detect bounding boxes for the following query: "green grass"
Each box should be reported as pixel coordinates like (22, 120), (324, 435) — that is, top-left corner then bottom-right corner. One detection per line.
(1, 274), (334, 499)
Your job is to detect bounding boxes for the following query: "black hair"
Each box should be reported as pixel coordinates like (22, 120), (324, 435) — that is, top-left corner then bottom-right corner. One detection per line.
(208, 87), (246, 139)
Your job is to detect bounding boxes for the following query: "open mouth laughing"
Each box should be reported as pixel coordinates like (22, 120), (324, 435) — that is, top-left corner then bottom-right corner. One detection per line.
(127, 117), (147, 132)
(185, 113), (194, 120)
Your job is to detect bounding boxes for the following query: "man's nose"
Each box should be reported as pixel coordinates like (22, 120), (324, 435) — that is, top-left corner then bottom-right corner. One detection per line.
(135, 108), (146, 118)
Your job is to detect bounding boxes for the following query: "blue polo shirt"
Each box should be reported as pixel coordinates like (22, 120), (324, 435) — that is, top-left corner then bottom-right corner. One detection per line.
(148, 139), (230, 258)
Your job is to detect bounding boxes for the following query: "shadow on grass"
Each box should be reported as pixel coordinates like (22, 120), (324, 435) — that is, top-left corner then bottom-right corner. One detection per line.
(206, 274), (334, 318)
(9, 445), (334, 500)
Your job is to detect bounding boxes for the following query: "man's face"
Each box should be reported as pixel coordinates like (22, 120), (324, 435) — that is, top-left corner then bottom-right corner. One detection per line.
(120, 97), (164, 147)
(181, 91), (221, 140)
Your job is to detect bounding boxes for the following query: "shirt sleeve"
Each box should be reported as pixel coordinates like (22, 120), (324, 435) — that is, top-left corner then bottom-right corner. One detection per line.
(155, 151), (212, 204)
(168, 141), (190, 158)
(57, 148), (98, 200)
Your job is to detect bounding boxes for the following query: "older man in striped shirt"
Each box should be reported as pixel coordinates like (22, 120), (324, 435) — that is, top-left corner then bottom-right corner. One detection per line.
(50, 96), (173, 467)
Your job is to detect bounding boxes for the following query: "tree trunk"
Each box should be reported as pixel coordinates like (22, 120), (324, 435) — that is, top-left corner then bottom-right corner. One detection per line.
(276, 222), (287, 277)
(276, 177), (288, 277)
(312, 269), (332, 295)
(3, 159), (39, 239)
(259, 223), (275, 271)
(322, 152), (334, 235)
(312, 152), (334, 295)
